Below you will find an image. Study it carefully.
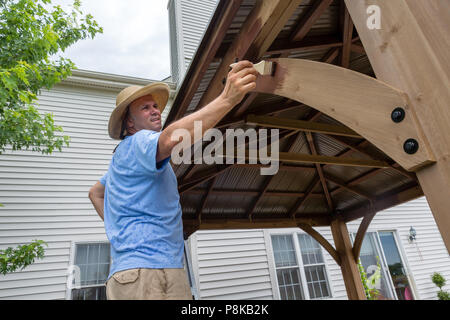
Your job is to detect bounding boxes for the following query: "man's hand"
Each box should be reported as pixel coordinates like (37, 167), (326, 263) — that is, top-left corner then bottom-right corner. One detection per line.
(219, 60), (258, 107)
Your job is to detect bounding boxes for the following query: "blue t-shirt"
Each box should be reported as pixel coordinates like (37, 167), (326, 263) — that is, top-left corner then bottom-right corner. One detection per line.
(100, 130), (184, 279)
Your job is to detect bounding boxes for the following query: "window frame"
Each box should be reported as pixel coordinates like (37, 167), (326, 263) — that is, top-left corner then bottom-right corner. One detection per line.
(264, 228), (334, 300)
(349, 228), (419, 300)
(66, 240), (111, 300)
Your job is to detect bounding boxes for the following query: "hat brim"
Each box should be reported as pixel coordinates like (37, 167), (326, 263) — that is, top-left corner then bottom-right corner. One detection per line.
(108, 83), (170, 140)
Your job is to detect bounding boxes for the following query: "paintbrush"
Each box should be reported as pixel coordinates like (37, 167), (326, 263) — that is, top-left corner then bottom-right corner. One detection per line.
(229, 60), (275, 76)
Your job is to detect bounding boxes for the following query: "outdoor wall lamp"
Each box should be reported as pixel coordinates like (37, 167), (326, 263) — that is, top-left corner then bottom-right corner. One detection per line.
(409, 227), (417, 242)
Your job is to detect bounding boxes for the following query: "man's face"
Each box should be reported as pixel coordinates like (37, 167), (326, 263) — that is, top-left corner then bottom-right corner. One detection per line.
(127, 94), (162, 132)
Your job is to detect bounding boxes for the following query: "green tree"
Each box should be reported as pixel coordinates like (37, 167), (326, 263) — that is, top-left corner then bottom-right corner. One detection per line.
(0, 0), (102, 274)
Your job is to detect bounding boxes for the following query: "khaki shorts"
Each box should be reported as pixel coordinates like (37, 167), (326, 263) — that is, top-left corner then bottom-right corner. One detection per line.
(106, 268), (193, 300)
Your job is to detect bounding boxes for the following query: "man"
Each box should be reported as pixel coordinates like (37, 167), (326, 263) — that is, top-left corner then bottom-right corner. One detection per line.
(88, 61), (258, 300)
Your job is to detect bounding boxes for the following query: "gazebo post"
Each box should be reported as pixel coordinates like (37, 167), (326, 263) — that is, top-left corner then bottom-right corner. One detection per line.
(330, 217), (367, 300)
(345, 0), (450, 253)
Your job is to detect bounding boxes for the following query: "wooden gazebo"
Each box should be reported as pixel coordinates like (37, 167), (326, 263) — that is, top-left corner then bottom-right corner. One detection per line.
(164, 0), (450, 299)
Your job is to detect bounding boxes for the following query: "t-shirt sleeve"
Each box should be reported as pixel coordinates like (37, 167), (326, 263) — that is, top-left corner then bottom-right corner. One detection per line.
(133, 130), (171, 174)
(99, 171), (108, 186)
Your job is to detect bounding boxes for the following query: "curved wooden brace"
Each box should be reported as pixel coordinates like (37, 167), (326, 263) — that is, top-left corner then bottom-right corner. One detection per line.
(297, 223), (341, 266)
(253, 58), (434, 172)
(352, 204), (377, 262)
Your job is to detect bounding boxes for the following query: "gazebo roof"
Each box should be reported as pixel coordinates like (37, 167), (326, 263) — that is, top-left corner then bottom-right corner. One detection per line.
(164, 0), (422, 233)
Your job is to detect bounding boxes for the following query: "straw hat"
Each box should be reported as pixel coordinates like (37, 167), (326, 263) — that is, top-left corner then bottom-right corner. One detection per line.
(108, 82), (170, 140)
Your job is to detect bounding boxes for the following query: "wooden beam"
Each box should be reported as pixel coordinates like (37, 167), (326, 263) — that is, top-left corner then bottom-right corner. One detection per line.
(267, 35), (342, 56)
(178, 129), (297, 193)
(351, 43), (365, 55)
(352, 206), (377, 262)
(197, 176), (217, 224)
(330, 218), (367, 300)
(340, 5), (354, 68)
(223, 151), (389, 168)
(291, 0), (334, 42)
(184, 215), (332, 231)
(298, 223), (340, 265)
(197, 0), (303, 110)
(345, 0), (450, 252)
(342, 182), (423, 223)
(246, 114), (361, 138)
(322, 47), (340, 64)
(323, 172), (374, 201)
(186, 189), (323, 198)
(306, 132), (334, 211)
(246, 129), (302, 220)
(277, 152), (389, 168)
(253, 58), (434, 171)
(217, 100), (303, 129)
(326, 135), (417, 182)
(289, 176), (321, 218)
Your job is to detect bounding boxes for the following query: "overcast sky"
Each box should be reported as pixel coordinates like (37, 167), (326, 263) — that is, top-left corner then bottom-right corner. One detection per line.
(54, 0), (171, 80)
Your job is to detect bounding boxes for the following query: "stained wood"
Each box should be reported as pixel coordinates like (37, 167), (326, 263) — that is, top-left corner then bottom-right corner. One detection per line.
(254, 58), (434, 171)
(345, 0), (450, 252)
(246, 114), (361, 138)
(297, 223), (341, 265)
(330, 218), (367, 300)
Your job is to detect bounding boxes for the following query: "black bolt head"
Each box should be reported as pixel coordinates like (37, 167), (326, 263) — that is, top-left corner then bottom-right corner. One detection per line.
(391, 107), (406, 123)
(404, 139), (419, 154)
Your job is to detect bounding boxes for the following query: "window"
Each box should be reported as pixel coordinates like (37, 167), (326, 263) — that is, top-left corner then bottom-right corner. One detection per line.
(71, 242), (110, 300)
(271, 233), (331, 300)
(378, 232), (415, 300)
(272, 235), (304, 300)
(351, 231), (415, 300)
(298, 234), (331, 299)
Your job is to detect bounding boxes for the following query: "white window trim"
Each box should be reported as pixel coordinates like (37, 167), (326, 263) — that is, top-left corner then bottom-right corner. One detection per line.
(65, 240), (110, 300)
(263, 228), (334, 300)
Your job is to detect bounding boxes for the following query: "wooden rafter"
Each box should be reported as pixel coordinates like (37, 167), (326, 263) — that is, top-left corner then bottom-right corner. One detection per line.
(196, 0), (303, 110)
(297, 223), (340, 265)
(342, 182), (423, 223)
(197, 176), (217, 224)
(289, 176), (321, 218)
(306, 132), (334, 212)
(267, 35), (342, 56)
(186, 189), (324, 198)
(184, 215), (332, 231)
(246, 114), (361, 138)
(246, 128), (302, 220)
(178, 129), (298, 193)
(217, 100), (303, 129)
(352, 204), (377, 262)
(290, 0), (334, 42)
(340, 5), (354, 68)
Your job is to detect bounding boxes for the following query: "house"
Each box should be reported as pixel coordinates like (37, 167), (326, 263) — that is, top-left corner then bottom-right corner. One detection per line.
(0, 0), (449, 300)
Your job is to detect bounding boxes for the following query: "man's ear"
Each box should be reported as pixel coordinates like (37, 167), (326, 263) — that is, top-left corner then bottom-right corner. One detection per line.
(126, 115), (134, 128)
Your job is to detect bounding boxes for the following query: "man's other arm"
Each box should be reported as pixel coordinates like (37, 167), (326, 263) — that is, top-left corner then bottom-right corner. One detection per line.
(89, 182), (105, 221)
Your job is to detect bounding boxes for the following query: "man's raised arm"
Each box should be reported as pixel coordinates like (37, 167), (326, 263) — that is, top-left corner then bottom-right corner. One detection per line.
(156, 60), (258, 162)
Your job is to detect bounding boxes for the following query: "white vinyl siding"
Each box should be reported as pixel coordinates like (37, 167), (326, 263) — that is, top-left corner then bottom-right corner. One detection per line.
(168, 0), (219, 86)
(189, 229), (274, 300)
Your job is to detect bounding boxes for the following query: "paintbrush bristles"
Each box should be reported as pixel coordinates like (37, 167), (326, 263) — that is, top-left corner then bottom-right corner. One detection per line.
(230, 60), (273, 75)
